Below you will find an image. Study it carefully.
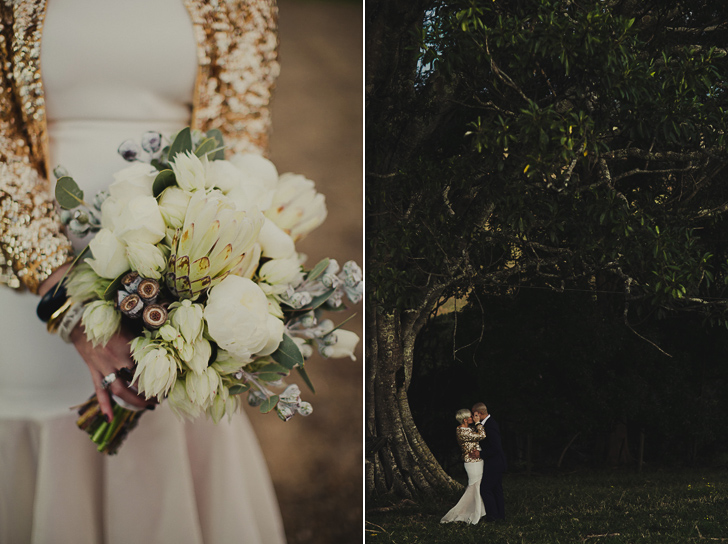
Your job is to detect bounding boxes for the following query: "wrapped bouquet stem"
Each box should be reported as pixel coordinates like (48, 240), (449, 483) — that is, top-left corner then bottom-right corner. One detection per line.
(57, 127), (362, 454)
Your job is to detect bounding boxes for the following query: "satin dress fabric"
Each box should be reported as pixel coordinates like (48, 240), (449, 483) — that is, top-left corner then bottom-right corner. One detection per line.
(0, 2), (286, 543)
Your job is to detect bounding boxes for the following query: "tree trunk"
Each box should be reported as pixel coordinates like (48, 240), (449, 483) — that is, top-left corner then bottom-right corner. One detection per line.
(366, 306), (462, 498)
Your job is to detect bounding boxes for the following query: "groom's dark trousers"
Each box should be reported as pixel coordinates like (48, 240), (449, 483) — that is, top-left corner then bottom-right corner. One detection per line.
(479, 417), (507, 520)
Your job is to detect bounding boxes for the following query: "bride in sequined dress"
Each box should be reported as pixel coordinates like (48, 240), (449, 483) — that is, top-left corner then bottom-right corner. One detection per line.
(0, 1), (286, 543)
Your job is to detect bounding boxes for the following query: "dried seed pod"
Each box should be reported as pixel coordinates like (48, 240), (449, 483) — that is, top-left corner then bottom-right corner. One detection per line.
(142, 304), (168, 329)
(137, 278), (160, 304)
(121, 271), (142, 293)
(119, 294), (144, 318)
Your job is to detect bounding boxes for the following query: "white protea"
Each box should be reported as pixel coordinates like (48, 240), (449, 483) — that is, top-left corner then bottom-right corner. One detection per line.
(264, 173), (327, 242)
(130, 341), (179, 400)
(166, 190), (265, 300)
(81, 300), (121, 347)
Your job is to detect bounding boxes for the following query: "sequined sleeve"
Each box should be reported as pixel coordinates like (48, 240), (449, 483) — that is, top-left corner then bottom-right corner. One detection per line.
(456, 425), (486, 463)
(0, 2), (73, 293)
(185, 0), (280, 157)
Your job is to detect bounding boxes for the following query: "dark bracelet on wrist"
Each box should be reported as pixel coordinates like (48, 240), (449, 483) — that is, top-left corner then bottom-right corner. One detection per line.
(36, 281), (69, 322)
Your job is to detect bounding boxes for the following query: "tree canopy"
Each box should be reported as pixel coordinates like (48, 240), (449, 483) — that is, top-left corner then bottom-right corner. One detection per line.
(366, 0), (728, 497)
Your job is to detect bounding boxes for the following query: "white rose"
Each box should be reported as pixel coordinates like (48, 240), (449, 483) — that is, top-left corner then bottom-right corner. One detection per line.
(229, 153), (278, 190)
(256, 314), (284, 356)
(87, 229), (129, 279)
(265, 173), (327, 241)
(108, 163), (157, 200)
(320, 329), (360, 360)
(113, 195), (167, 244)
(204, 276), (280, 361)
(218, 153), (279, 212)
(126, 241), (166, 279)
(258, 218), (296, 259)
(171, 150), (209, 192)
(100, 196), (123, 231)
(158, 186), (191, 229)
(81, 300), (121, 347)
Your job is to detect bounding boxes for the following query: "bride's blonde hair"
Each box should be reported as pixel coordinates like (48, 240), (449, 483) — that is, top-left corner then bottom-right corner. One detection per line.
(455, 409), (471, 424)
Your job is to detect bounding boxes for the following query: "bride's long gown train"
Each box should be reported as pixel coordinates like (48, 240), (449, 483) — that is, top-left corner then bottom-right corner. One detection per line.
(440, 461), (486, 525)
(0, 1), (286, 543)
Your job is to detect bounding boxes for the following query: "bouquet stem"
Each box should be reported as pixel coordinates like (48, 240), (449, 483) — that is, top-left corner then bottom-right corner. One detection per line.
(75, 395), (144, 454)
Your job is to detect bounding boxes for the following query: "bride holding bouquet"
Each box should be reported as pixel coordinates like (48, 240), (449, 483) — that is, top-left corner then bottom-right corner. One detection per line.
(0, 1), (360, 542)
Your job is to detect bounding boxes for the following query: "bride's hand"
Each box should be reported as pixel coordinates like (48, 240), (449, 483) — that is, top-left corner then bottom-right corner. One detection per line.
(472, 412), (481, 423)
(39, 265), (155, 422)
(70, 324), (156, 421)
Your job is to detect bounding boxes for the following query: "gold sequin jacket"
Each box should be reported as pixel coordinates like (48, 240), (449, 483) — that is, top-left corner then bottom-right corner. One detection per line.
(456, 425), (486, 463)
(0, 0), (279, 292)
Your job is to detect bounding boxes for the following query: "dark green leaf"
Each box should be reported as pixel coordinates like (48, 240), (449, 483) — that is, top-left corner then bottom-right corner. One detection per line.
(259, 395), (279, 413)
(168, 127), (193, 163)
(152, 170), (176, 198)
(55, 177), (85, 209)
(296, 365), (316, 394)
(205, 129), (226, 160)
(270, 334), (304, 369)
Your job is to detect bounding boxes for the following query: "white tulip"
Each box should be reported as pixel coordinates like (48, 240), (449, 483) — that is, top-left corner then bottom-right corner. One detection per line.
(171, 150), (209, 192)
(81, 300), (121, 347)
(258, 218), (296, 259)
(320, 329), (360, 360)
(87, 229), (129, 279)
(125, 241), (166, 279)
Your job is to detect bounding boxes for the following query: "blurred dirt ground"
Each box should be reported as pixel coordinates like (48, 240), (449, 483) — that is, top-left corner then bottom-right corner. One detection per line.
(244, 2), (363, 543)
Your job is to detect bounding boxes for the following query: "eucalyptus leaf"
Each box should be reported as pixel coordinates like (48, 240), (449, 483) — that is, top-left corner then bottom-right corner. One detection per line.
(296, 365), (316, 394)
(55, 177), (85, 209)
(259, 362), (290, 374)
(152, 169), (176, 198)
(205, 128), (226, 160)
(229, 384), (250, 395)
(271, 334), (304, 370)
(194, 137), (218, 159)
(301, 288), (336, 312)
(259, 395), (279, 414)
(168, 127), (193, 163)
(307, 258), (331, 282)
(257, 372), (287, 382)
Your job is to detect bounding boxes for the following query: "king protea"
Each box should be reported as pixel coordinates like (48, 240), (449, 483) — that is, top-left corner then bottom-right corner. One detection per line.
(166, 190), (264, 300)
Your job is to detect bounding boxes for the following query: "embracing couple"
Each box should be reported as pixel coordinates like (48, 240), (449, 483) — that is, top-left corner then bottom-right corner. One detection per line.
(440, 403), (507, 525)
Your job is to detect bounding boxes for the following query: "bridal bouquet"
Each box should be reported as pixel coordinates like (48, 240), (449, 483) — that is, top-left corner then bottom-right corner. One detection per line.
(56, 128), (361, 454)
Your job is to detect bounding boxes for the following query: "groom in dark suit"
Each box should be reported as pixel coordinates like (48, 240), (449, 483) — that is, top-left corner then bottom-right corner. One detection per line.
(472, 402), (506, 521)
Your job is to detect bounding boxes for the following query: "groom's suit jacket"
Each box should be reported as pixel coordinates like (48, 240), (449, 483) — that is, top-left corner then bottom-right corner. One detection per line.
(479, 416), (507, 472)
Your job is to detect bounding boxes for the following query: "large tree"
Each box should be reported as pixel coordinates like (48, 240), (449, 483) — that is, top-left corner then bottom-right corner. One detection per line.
(367, 0), (728, 498)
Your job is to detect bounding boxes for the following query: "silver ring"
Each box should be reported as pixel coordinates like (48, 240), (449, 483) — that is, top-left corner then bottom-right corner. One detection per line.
(100, 372), (117, 389)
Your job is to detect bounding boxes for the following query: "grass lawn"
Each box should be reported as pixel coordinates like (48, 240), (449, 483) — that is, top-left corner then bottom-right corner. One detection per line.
(366, 469), (728, 543)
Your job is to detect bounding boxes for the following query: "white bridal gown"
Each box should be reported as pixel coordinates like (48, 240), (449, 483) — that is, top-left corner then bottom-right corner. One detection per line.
(0, 1), (286, 543)
(440, 460), (486, 525)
